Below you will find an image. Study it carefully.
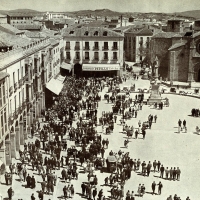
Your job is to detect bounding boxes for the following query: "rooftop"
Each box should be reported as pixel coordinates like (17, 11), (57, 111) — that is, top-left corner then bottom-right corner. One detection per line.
(168, 40), (187, 51)
(0, 31), (31, 48)
(13, 24), (42, 30)
(7, 12), (34, 17)
(0, 23), (24, 35)
(0, 71), (9, 80)
(152, 32), (177, 38)
(62, 26), (123, 38)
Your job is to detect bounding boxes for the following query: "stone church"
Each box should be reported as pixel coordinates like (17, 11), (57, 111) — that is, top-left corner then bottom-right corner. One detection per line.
(150, 19), (200, 82)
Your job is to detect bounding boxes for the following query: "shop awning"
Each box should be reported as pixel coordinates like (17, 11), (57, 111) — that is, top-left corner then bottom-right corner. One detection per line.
(61, 62), (72, 71)
(46, 78), (64, 95)
(82, 64), (120, 71)
(56, 75), (65, 83)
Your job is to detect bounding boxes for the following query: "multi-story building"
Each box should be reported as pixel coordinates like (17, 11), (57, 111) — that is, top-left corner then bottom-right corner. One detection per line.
(62, 26), (124, 77)
(124, 27), (153, 63)
(7, 13), (35, 25)
(0, 32), (65, 165)
(0, 72), (9, 166)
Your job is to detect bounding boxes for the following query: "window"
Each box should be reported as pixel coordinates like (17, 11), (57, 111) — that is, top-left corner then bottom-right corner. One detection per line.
(104, 42), (108, 50)
(75, 42), (80, 50)
(69, 31), (74, 34)
(13, 72), (15, 85)
(4, 108), (7, 132)
(21, 66), (23, 78)
(104, 52), (108, 60)
(196, 42), (200, 54)
(113, 42), (117, 49)
(94, 42), (99, 49)
(84, 31), (89, 36)
(19, 92), (21, 107)
(10, 100), (12, 114)
(0, 83), (2, 108)
(85, 52), (89, 60)
(66, 42), (70, 50)
(2, 81), (5, 105)
(14, 95), (16, 112)
(66, 52), (70, 59)
(113, 52), (117, 59)
(94, 31), (98, 36)
(85, 42), (89, 50)
(18, 69), (20, 81)
(1, 111), (3, 136)
(76, 52), (80, 59)
(94, 52), (99, 60)
(103, 31), (108, 36)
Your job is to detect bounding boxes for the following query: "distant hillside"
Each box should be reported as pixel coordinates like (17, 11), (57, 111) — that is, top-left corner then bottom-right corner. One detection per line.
(176, 10), (200, 19)
(0, 9), (42, 15)
(68, 9), (124, 17)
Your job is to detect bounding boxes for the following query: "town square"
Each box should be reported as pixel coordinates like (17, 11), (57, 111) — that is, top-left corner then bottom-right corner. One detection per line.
(1, 0), (200, 200)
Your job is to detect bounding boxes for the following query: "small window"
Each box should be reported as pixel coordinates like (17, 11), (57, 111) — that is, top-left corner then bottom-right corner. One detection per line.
(94, 31), (98, 36)
(84, 31), (89, 36)
(103, 31), (108, 36)
(69, 31), (74, 34)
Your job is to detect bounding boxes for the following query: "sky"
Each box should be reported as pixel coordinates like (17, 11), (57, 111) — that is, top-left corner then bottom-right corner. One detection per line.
(0, 0), (200, 13)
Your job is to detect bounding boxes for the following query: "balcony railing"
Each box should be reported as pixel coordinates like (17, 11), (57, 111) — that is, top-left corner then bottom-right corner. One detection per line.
(65, 46), (70, 50)
(73, 58), (80, 62)
(14, 82), (18, 91)
(13, 110), (19, 119)
(74, 46), (80, 50)
(49, 72), (52, 79)
(83, 46), (90, 50)
(102, 47), (109, 50)
(93, 46), (99, 50)
(19, 79), (23, 87)
(9, 86), (13, 96)
(112, 46), (118, 50)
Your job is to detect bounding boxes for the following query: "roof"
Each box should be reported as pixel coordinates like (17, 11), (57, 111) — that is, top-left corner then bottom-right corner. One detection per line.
(0, 72), (9, 80)
(0, 31), (31, 48)
(0, 24), (24, 35)
(25, 31), (46, 38)
(136, 28), (153, 36)
(193, 31), (200, 38)
(168, 40), (187, 51)
(0, 14), (7, 18)
(62, 26), (123, 38)
(152, 32), (176, 39)
(8, 12), (34, 17)
(13, 24), (42, 30)
(50, 38), (59, 46)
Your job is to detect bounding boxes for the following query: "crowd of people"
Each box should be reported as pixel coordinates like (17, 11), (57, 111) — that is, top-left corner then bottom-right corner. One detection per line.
(3, 74), (191, 200)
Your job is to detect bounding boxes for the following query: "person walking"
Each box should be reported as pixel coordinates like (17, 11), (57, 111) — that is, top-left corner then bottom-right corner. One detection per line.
(151, 181), (156, 195)
(7, 187), (13, 200)
(157, 181), (163, 195)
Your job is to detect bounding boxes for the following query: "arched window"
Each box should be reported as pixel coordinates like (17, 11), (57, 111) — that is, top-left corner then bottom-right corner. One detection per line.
(197, 42), (200, 54)
(103, 31), (108, 36)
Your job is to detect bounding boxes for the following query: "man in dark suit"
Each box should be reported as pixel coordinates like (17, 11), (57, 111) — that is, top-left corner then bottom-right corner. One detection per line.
(26, 174), (31, 188)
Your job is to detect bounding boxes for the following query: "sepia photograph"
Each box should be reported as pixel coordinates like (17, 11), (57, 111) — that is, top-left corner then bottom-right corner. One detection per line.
(0, 0), (200, 199)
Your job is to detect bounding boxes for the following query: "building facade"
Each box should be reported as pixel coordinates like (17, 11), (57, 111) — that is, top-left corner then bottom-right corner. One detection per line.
(0, 34), (65, 165)
(124, 28), (153, 63)
(62, 26), (124, 77)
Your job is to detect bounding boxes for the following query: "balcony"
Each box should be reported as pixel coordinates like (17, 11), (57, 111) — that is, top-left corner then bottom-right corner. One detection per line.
(83, 46), (90, 50)
(13, 110), (19, 119)
(19, 79), (23, 87)
(82, 58), (90, 63)
(65, 58), (71, 62)
(93, 46), (99, 50)
(65, 46), (70, 50)
(18, 106), (23, 114)
(22, 100), (27, 109)
(102, 47), (109, 51)
(91, 57), (99, 63)
(8, 115), (14, 125)
(48, 72), (52, 79)
(14, 82), (18, 91)
(112, 46), (118, 50)
(73, 58), (80, 63)
(9, 86), (13, 96)
(74, 46), (80, 50)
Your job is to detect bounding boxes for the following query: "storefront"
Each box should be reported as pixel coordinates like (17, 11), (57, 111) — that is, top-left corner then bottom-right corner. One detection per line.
(82, 64), (120, 77)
